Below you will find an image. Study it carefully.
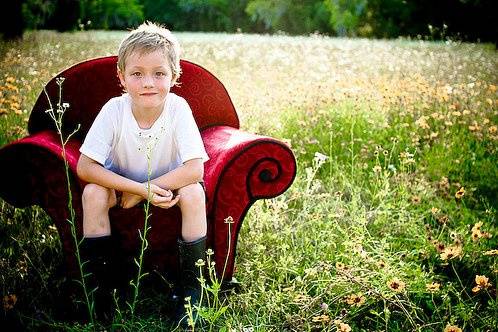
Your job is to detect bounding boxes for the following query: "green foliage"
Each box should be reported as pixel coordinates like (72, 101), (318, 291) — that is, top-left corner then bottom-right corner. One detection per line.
(79, 0), (144, 30)
(1, 31), (497, 331)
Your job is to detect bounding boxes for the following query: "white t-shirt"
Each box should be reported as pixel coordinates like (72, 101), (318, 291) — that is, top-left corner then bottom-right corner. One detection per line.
(80, 93), (209, 183)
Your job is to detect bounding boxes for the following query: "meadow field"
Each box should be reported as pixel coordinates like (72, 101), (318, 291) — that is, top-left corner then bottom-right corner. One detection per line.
(0, 31), (497, 331)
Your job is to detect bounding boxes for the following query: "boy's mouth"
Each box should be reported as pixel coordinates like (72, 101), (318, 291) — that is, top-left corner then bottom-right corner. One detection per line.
(140, 92), (158, 96)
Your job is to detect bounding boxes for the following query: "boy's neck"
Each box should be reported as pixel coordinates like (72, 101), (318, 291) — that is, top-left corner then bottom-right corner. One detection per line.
(131, 103), (165, 130)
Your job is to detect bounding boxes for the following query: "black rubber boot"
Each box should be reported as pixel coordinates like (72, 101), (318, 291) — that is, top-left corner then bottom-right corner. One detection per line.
(80, 235), (115, 324)
(175, 236), (206, 327)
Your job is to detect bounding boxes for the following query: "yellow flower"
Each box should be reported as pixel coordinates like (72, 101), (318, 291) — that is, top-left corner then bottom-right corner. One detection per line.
(489, 125), (497, 134)
(475, 275), (491, 288)
(387, 277), (406, 292)
(483, 249), (498, 256)
(3, 294), (17, 310)
(426, 282), (441, 293)
(443, 324), (462, 332)
(334, 320), (352, 332)
(345, 293), (366, 307)
(335, 262), (346, 270)
(411, 195), (421, 204)
(454, 187), (465, 199)
(440, 245), (462, 261)
(376, 260), (386, 269)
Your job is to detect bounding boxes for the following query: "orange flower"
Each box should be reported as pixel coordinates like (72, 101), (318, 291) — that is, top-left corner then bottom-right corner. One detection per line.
(444, 324), (462, 332)
(387, 277), (406, 292)
(3, 294), (17, 310)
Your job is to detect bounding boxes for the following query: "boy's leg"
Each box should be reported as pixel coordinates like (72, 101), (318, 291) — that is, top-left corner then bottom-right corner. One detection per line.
(175, 183), (207, 325)
(82, 184), (117, 237)
(177, 182), (207, 242)
(80, 184), (118, 322)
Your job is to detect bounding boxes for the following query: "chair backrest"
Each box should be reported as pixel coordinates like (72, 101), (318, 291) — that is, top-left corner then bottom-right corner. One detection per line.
(28, 56), (239, 140)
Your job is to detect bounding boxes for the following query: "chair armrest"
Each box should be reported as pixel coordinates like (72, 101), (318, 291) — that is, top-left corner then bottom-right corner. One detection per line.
(201, 126), (296, 279)
(0, 130), (81, 207)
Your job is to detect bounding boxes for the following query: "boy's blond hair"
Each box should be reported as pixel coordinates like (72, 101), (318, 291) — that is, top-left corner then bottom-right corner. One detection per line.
(118, 22), (181, 84)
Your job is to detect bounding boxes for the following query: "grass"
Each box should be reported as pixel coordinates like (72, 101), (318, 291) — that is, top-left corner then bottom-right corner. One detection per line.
(1, 30), (497, 331)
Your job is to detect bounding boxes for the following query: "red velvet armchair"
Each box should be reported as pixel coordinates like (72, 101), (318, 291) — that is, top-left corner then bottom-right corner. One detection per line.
(0, 56), (296, 285)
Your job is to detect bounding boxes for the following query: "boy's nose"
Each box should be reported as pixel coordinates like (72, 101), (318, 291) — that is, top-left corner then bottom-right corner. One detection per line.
(143, 75), (154, 87)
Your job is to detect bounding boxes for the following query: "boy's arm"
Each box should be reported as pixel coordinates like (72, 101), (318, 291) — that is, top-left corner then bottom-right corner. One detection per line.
(77, 154), (149, 197)
(150, 158), (204, 190)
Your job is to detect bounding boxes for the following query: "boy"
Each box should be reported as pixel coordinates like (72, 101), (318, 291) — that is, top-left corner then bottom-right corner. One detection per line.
(76, 22), (208, 323)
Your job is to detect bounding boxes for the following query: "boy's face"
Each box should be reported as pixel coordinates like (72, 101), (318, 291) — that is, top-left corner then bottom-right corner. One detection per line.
(118, 49), (174, 113)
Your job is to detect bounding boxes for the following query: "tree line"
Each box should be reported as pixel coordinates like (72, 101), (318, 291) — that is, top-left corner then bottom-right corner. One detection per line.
(2, 0), (496, 44)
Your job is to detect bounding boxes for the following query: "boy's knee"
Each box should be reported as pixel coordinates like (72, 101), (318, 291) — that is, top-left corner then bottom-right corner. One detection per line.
(177, 183), (205, 208)
(82, 184), (112, 209)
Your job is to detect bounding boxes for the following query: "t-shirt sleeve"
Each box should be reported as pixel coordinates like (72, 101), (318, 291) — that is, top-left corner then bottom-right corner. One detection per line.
(79, 100), (115, 166)
(174, 98), (210, 164)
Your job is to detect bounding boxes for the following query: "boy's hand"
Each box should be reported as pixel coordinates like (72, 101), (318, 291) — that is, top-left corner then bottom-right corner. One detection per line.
(142, 183), (180, 209)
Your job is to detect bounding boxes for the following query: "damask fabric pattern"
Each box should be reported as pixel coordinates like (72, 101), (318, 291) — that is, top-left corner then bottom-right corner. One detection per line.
(0, 57), (296, 283)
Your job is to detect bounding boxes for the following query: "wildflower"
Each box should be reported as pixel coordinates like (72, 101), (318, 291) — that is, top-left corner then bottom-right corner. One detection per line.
(312, 314), (330, 323)
(471, 221), (492, 242)
(195, 259), (205, 267)
(372, 165), (382, 173)
(437, 214), (449, 225)
(454, 187), (465, 199)
(426, 282), (441, 293)
(5, 76), (15, 84)
(431, 207), (441, 214)
(439, 177), (450, 191)
(345, 293), (366, 307)
(376, 260), (386, 269)
(443, 325), (462, 332)
(314, 151), (329, 163)
(224, 216), (234, 224)
(483, 249), (498, 256)
(475, 275), (492, 289)
(0, 108), (7, 115)
(411, 195), (421, 204)
(206, 248), (214, 256)
(293, 294), (311, 304)
(3, 294), (17, 310)
(320, 302), (329, 311)
(335, 262), (346, 270)
(440, 245), (462, 261)
(333, 320), (352, 332)
(387, 277), (406, 292)
(489, 125), (497, 134)
(433, 241), (446, 253)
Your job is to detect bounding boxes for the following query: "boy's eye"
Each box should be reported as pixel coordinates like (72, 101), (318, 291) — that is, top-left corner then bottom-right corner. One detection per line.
(155, 72), (166, 76)
(132, 72), (142, 77)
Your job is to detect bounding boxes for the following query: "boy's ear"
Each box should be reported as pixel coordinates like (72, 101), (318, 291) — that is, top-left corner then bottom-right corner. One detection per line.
(117, 69), (126, 87)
